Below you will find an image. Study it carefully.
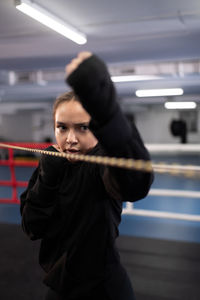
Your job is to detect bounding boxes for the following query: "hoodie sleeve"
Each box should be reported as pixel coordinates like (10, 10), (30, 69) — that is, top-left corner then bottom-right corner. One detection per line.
(67, 55), (154, 202)
(20, 148), (61, 240)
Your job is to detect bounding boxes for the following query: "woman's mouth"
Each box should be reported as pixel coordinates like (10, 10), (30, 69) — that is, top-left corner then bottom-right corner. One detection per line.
(65, 149), (80, 154)
(63, 149), (80, 162)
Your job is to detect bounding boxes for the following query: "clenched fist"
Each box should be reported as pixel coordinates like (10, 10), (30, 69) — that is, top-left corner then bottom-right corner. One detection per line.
(65, 52), (92, 77)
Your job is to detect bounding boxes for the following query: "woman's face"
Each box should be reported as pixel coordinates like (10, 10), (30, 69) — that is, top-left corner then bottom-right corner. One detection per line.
(54, 99), (98, 161)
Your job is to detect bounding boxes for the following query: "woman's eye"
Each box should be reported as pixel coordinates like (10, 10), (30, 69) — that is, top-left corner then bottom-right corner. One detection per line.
(57, 125), (67, 132)
(80, 125), (88, 131)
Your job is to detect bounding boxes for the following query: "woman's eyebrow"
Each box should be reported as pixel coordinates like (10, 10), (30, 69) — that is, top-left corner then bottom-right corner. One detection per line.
(75, 122), (89, 126)
(56, 121), (89, 126)
(56, 121), (66, 126)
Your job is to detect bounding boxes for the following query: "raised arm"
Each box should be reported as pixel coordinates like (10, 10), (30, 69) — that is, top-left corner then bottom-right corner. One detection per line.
(66, 52), (154, 202)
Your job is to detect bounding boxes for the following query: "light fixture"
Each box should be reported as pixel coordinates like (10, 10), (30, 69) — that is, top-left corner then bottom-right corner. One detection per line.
(136, 88), (184, 97)
(111, 75), (162, 83)
(164, 101), (197, 109)
(15, 0), (87, 45)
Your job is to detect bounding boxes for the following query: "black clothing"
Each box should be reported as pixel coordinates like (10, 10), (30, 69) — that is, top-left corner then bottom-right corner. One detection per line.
(39, 151), (66, 186)
(45, 264), (135, 300)
(20, 55), (153, 299)
(67, 55), (119, 128)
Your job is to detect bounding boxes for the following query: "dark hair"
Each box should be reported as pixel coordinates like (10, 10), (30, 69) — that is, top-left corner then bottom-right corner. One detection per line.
(53, 91), (79, 125)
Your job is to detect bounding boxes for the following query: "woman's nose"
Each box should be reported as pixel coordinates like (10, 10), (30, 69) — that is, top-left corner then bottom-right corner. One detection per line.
(66, 129), (78, 144)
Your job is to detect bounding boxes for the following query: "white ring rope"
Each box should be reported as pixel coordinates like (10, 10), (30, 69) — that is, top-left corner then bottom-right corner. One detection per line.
(123, 188), (200, 222)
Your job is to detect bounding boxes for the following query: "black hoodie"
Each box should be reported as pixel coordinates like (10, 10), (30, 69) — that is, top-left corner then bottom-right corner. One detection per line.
(20, 55), (153, 298)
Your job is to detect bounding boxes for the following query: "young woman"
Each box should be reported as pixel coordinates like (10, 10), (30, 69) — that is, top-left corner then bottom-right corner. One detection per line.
(20, 52), (153, 300)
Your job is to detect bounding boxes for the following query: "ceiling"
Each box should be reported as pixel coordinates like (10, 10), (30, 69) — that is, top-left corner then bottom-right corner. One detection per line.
(0, 0), (200, 110)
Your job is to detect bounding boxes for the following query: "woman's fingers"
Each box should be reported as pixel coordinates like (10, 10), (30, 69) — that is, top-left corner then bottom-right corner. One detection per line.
(65, 52), (92, 77)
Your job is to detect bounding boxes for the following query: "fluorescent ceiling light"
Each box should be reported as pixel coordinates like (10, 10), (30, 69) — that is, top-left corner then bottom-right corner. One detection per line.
(111, 75), (162, 83)
(164, 101), (197, 109)
(15, 0), (87, 45)
(136, 88), (184, 97)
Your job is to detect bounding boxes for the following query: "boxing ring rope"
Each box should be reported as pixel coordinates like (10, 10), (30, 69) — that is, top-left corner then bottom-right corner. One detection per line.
(128, 143), (200, 222)
(1, 142), (200, 176)
(0, 142), (200, 222)
(123, 189), (200, 222)
(147, 143), (200, 153)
